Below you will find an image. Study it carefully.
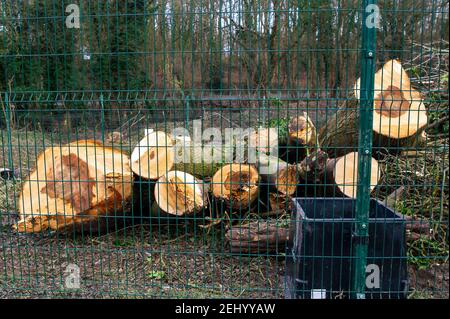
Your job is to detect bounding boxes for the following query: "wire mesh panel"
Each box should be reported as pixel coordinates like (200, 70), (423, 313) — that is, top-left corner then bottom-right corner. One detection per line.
(0, 0), (448, 299)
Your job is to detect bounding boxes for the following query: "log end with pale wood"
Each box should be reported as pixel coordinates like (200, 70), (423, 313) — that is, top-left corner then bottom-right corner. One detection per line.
(281, 114), (318, 163)
(319, 59), (428, 157)
(296, 150), (380, 198)
(354, 59), (428, 139)
(248, 128), (278, 154)
(154, 170), (208, 216)
(131, 130), (175, 180)
(211, 163), (259, 209)
(15, 140), (133, 233)
(325, 151), (380, 198)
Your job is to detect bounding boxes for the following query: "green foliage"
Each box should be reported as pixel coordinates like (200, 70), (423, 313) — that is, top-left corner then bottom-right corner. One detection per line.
(113, 238), (135, 247)
(407, 237), (449, 270)
(147, 270), (165, 280)
(267, 117), (289, 145)
(1, 0), (148, 98)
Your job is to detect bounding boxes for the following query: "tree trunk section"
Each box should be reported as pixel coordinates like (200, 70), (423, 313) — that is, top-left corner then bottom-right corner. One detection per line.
(131, 130), (175, 180)
(211, 164), (259, 210)
(15, 140), (133, 233)
(296, 150), (380, 198)
(173, 134), (231, 179)
(318, 98), (426, 158)
(284, 114), (318, 163)
(225, 220), (289, 254)
(154, 170), (208, 216)
(319, 60), (427, 158)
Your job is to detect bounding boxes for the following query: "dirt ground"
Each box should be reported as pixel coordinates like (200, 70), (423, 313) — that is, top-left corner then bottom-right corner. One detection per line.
(0, 221), (286, 298)
(0, 217), (448, 299)
(0, 105), (448, 299)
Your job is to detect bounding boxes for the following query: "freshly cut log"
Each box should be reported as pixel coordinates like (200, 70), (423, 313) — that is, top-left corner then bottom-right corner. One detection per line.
(322, 151), (379, 198)
(278, 113), (318, 163)
(154, 170), (208, 216)
(256, 153), (298, 196)
(225, 220), (289, 253)
(319, 60), (428, 157)
(296, 150), (380, 198)
(288, 114), (316, 146)
(211, 164), (259, 209)
(15, 140), (133, 233)
(131, 130), (175, 180)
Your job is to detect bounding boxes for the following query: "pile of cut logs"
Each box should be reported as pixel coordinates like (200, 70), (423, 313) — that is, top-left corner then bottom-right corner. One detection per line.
(14, 60), (430, 248)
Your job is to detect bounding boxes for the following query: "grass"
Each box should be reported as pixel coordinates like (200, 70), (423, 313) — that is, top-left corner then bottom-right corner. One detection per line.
(376, 121), (449, 273)
(407, 237), (449, 270)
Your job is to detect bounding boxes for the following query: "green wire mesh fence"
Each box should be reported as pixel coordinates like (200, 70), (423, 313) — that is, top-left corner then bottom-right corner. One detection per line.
(0, 0), (448, 299)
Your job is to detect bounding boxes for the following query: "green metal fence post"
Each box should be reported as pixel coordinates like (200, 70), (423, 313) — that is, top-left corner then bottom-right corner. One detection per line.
(4, 92), (14, 172)
(352, 0), (377, 299)
(100, 94), (105, 143)
(185, 94), (190, 129)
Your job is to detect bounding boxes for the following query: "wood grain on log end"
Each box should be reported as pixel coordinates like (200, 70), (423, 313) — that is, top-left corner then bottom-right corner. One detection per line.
(211, 164), (259, 209)
(16, 140), (133, 233)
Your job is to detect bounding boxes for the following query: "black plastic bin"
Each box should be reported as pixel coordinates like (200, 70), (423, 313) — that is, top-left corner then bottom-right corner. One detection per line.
(285, 198), (408, 299)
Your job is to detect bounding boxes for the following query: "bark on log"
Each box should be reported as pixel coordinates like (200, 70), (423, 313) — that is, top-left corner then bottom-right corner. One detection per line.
(132, 175), (156, 217)
(211, 164), (259, 209)
(225, 220), (289, 253)
(256, 153), (298, 196)
(15, 140), (133, 233)
(172, 134), (230, 179)
(131, 130), (175, 180)
(154, 170), (208, 216)
(319, 60), (428, 158)
(297, 150), (380, 198)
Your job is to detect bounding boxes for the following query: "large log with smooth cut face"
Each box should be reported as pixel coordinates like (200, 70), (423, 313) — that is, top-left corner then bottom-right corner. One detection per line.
(15, 140), (133, 233)
(319, 60), (428, 157)
(322, 151), (379, 198)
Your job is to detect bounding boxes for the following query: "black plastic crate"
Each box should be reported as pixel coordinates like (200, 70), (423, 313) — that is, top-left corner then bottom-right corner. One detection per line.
(285, 198), (408, 299)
